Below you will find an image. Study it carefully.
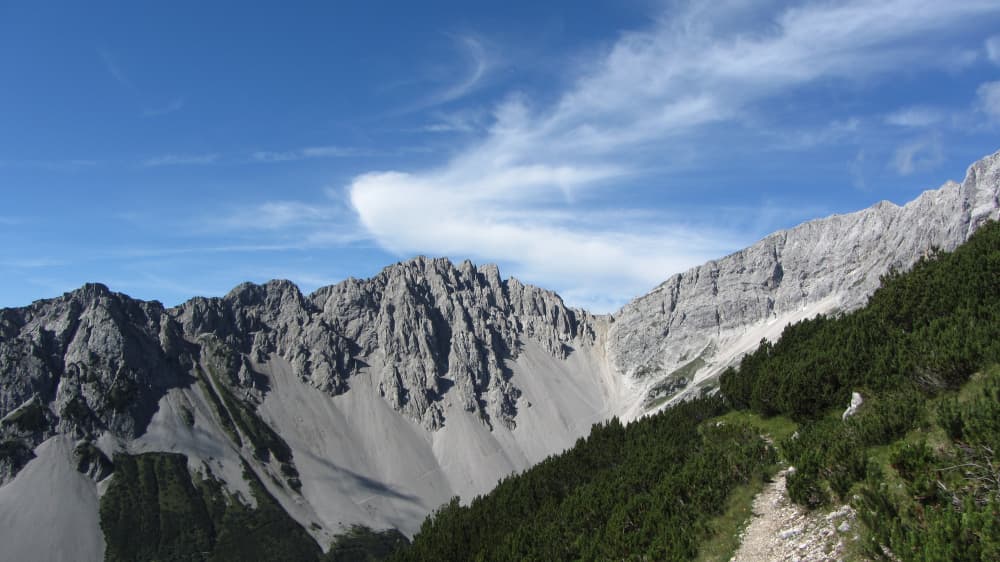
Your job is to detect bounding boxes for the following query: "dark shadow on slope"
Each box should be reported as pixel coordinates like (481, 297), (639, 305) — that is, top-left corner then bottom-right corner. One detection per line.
(297, 448), (423, 506)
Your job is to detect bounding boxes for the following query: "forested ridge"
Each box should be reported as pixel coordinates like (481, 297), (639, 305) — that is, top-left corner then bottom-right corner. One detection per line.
(389, 221), (1000, 561)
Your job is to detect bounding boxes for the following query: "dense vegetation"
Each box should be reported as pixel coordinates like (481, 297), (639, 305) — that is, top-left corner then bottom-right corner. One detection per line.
(720, 220), (1000, 418)
(325, 525), (411, 562)
(718, 220), (1000, 559)
(390, 396), (776, 561)
(100, 452), (322, 561)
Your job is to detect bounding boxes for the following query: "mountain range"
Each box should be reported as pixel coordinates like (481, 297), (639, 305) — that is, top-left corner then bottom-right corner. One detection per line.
(1, 150), (998, 560)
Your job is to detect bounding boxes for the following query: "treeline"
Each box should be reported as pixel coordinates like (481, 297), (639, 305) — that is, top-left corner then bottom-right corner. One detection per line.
(390, 396), (775, 561)
(720, 221), (1000, 559)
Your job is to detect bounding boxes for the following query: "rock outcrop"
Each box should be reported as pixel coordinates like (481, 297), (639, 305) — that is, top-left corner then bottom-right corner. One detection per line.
(0, 283), (189, 481)
(606, 150), (1000, 408)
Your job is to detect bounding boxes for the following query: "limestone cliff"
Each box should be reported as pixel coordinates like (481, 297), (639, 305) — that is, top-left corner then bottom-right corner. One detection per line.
(606, 150), (1000, 410)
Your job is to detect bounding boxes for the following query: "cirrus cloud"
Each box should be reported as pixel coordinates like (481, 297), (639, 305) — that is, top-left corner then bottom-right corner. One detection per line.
(346, 0), (1000, 311)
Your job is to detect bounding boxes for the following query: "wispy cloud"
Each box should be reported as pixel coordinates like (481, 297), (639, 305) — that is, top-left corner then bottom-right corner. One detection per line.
(986, 35), (1000, 65)
(214, 201), (343, 231)
(346, 0), (1000, 310)
(99, 48), (136, 90)
(388, 34), (496, 116)
(142, 153), (220, 167)
(977, 81), (1000, 120)
(99, 48), (184, 118)
(418, 108), (487, 134)
(892, 136), (944, 175)
(428, 35), (491, 106)
(885, 106), (945, 127)
(182, 194), (369, 250)
(251, 145), (367, 163)
(0, 159), (97, 171)
(850, 150), (868, 190)
(0, 257), (67, 268)
(142, 98), (185, 118)
(768, 118), (861, 150)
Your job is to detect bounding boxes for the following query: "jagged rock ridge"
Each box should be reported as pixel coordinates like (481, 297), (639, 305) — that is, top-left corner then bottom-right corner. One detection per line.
(176, 257), (599, 431)
(0, 257), (599, 483)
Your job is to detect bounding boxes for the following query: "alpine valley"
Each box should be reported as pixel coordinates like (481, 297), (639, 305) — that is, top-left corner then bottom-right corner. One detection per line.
(1, 150), (999, 561)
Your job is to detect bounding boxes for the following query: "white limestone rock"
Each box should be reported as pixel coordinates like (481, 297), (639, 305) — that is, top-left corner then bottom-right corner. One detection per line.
(842, 392), (864, 421)
(607, 150), (1000, 410)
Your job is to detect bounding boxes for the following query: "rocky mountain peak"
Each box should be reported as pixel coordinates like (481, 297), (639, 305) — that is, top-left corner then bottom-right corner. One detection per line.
(305, 256), (594, 429)
(0, 254), (597, 452)
(0, 283), (190, 483)
(225, 279), (309, 309)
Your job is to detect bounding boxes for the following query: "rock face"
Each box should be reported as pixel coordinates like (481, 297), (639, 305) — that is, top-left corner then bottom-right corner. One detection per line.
(305, 258), (598, 430)
(172, 257), (598, 431)
(0, 150), (997, 549)
(606, 150), (1000, 410)
(0, 257), (598, 482)
(0, 283), (189, 481)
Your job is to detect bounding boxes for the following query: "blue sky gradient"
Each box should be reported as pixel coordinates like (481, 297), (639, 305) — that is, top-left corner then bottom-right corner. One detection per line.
(2, 1), (1000, 312)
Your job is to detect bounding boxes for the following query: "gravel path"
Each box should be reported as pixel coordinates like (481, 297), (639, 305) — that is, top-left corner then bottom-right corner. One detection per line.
(730, 469), (862, 562)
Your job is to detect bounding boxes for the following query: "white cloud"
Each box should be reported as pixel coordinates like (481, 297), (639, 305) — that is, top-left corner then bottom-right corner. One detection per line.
(142, 153), (220, 167)
(986, 35), (1000, 65)
(892, 137), (944, 175)
(252, 146), (365, 162)
(431, 35), (491, 105)
(382, 34), (498, 118)
(351, 169), (738, 308)
(345, 1), (1000, 310)
(977, 81), (1000, 119)
(850, 150), (868, 190)
(0, 257), (66, 268)
(769, 118), (861, 150)
(99, 49), (136, 91)
(419, 108), (487, 134)
(190, 197), (369, 249)
(0, 159), (97, 171)
(885, 106), (945, 127)
(216, 201), (341, 231)
(142, 98), (185, 118)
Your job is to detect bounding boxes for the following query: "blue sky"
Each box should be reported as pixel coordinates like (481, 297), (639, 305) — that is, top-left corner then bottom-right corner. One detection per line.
(2, 1), (1000, 312)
